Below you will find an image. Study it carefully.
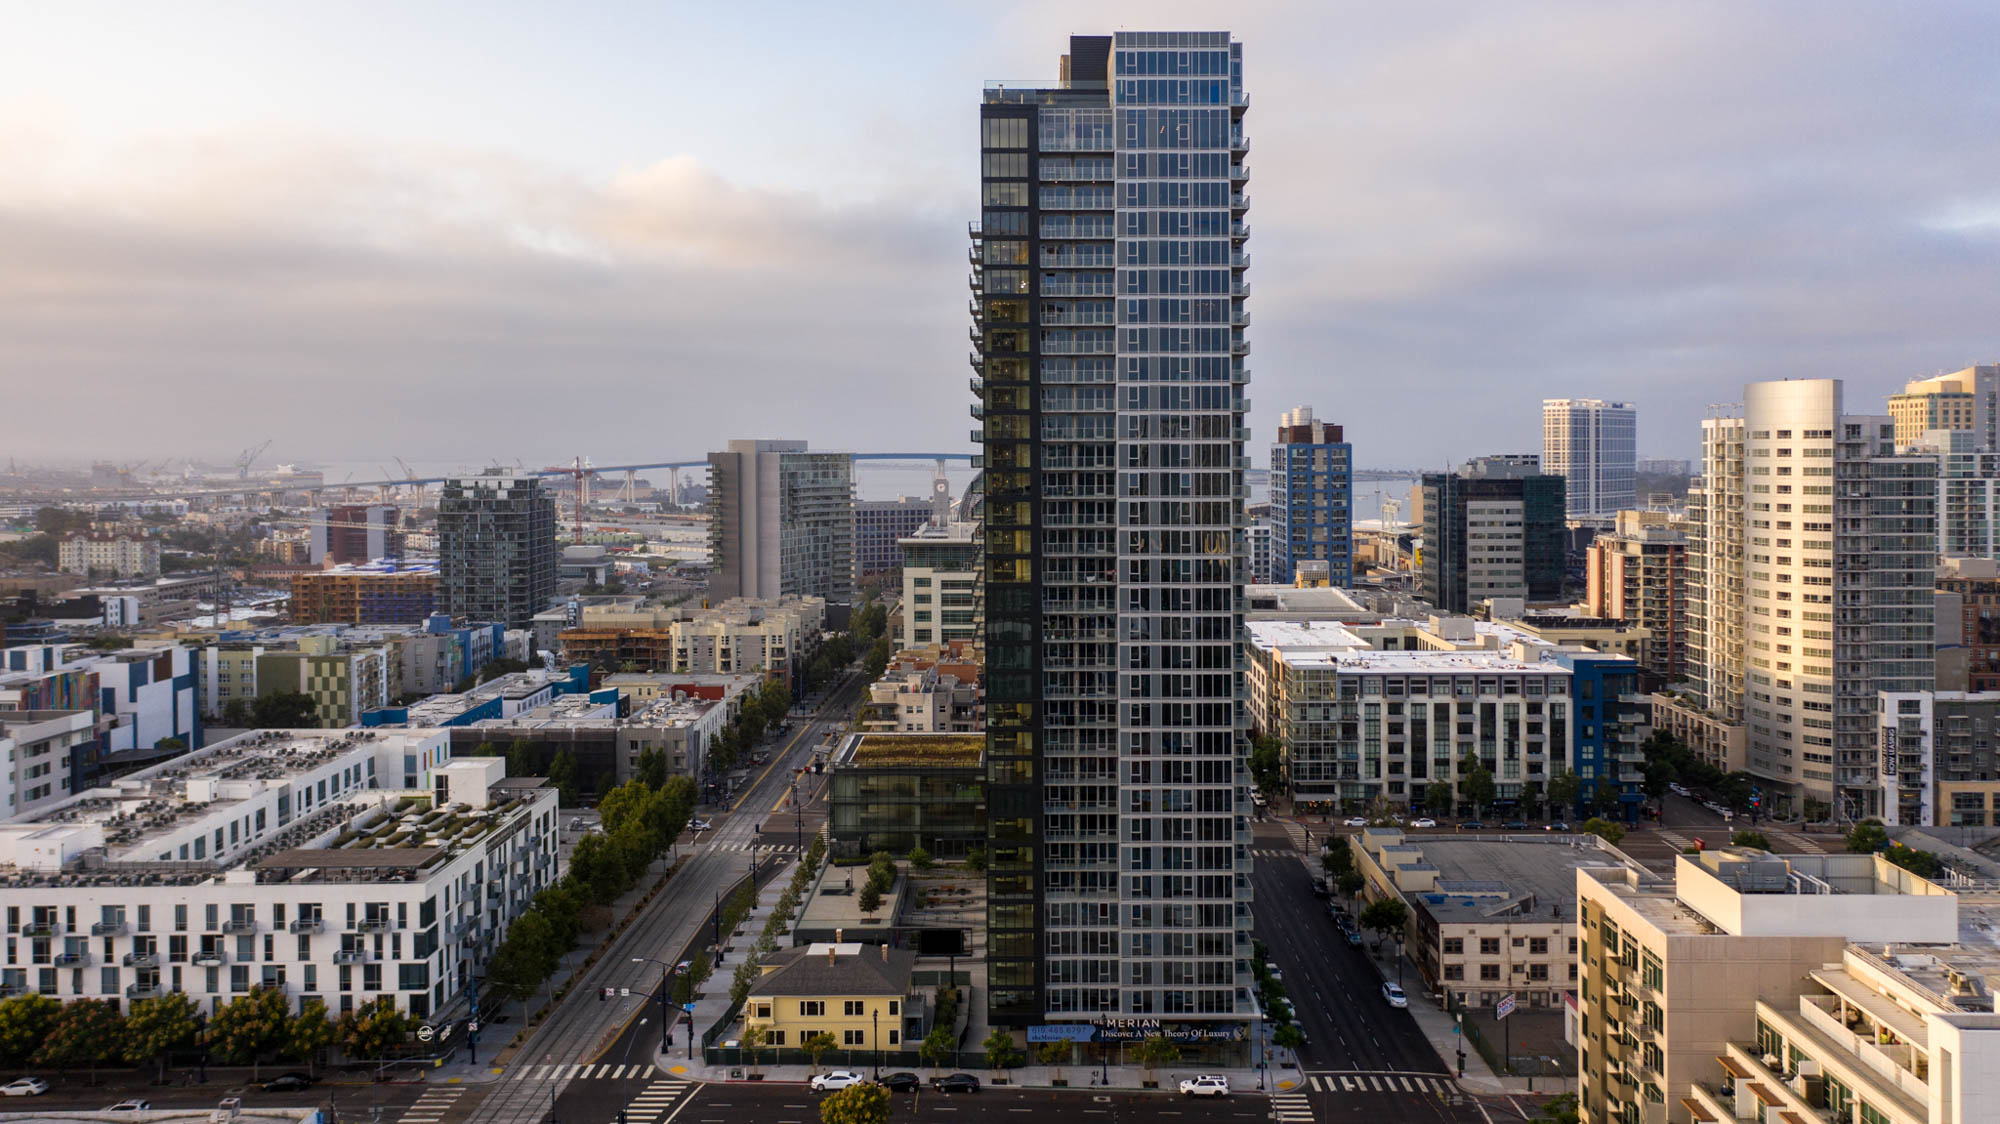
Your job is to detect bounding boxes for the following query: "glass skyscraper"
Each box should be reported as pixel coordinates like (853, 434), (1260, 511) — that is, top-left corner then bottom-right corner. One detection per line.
(971, 32), (1253, 1041)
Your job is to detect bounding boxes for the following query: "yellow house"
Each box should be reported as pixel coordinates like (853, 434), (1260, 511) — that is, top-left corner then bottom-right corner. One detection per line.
(742, 942), (917, 1054)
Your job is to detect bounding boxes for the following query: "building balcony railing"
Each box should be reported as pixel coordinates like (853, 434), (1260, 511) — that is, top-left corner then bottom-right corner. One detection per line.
(126, 983), (162, 1000)
(21, 922), (59, 938)
(289, 918), (324, 934)
(192, 951), (225, 968)
(357, 917), (392, 933)
(122, 952), (157, 968)
(223, 919), (258, 934)
(52, 952), (89, 968)
(333, 949), (369, 965)
(91, 920), (126, 937)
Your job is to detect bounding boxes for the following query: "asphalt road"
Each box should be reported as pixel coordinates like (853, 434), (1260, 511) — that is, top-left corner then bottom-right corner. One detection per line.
(0, 1071), (426, 1122)
(1248, 821), (1489, 1124)
(623, 1079), (1276, 1124)
(444, 671), (865, 1124)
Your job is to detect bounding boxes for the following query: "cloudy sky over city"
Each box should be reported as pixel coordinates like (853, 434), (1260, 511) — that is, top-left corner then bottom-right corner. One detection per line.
(3, 0), (1996, 468)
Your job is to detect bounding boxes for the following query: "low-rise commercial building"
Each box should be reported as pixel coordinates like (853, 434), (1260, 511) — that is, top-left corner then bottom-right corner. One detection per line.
(828, 733), (984, 859)
(560, 595), (823, 684)
(0, 728), (556, 1022)
(1353, 828), (1640, 1011)
(1575, 848), (1976, 1124)
(450, 691), (725, 791)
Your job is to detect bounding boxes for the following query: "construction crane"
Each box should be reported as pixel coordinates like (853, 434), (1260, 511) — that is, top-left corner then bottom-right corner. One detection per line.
(237, 439), (272, 480)
(540, 456), (595, 543)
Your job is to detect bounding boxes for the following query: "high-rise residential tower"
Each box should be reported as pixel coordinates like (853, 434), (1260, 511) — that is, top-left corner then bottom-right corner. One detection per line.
(1542, 399), (1637, 519)
(1420, 456), (1567, 614)
(1269, 406), (1353, 585)
(437, 474), (558, 628)
(1685, 380), (1935, 817)
(971, 32), (1252, 1037)
(1888, 364), (1998, 450)
(706, 440), (855, 609)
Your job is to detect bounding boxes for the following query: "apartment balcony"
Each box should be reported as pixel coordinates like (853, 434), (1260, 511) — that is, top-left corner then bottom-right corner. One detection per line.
(91, 920), (127, 937)
(222, 918), (257, 935)
(289, 918), (324, 934)
(1231, 252), (1251, 269)
(357, 917), (392, 933)
(122, 952), (157, 968)
(52, 952), (89, 968)
(1233, 309), (1252, 326)
(1230, 194), (1250, 212)
(1230, 165), (1248, 181)
(21, 922), (59, 938)
(1230, 222), (1250, 240)
(333, 949), (369, 965)
(1231, 133), (1249, 152)
(1232, 339), (1251, 356)
(967, 220), (982, 239)
(126, 983), (163, 1000)
(192, 950), (226, 968)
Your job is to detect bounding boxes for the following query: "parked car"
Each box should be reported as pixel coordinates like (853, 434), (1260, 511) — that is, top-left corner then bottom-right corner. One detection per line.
(1179, 1074), (1231, 1097)
(690, 819), (713, 832)
(261, 1074), (316, 1092)
(105, 1102), (151, 1113)
(1546, 821), (1572, 832)
(1343, 816), (1369, 827)
(1382, 982), (1409, 1008)
(1669, 783), (1691, 798)
(1344, 926), (1365, 947)
(1326, 901), (1347, 919)
(1502, 820), (1530, 831)
(1458, 820), (1486, 831)
(1410, 817), (1439, 829)
(1251, 792), (1268, 808)
(1, 1079), (47, 1097)
(876, 1072), (920, 1092)
(932, 1073), (981, 1093)
(810, 1071), (866, 1092)
(1309, 876), (1329, 897)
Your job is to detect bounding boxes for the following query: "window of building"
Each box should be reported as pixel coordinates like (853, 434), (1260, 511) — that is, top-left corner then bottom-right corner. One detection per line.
(1442, 938), (1463, 955)
(844, 1000), (865, 1016)
(844, 1029), (866, 1046)
(1480, 938), (1500, 955)
(1480, 964), (1500, 981)
(1529, 937), (1548, 955)
(1443, 966), (1463, 981)
(800, 1001), (825, 1018)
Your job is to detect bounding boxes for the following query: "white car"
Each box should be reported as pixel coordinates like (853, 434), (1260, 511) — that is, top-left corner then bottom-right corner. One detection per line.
(811, 1071), (867, 1092)
(106, 1102), (152, 1113)
(1179, 1074), (1231, 1097)
(690, 819), (713, 832)
(1343, 816), (1368, 827)
(1382, 981), (1409, 1008)
(1, 1078), (47, 1097)
(1411, 817), (1439, 829)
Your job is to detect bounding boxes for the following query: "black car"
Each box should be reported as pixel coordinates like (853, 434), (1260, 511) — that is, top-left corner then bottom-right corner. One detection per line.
(261, 1074), (316, 1093)
(877, 1072), (920, 1092)
(1546, 821), (1572, 832)
(932, 1073), (981, 1093)
(1502, 820), (1529, 831)
(1458, 820), (1486, 831)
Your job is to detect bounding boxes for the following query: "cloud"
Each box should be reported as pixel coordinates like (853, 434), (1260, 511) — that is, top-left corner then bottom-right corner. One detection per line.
(2, 1), (1998, 469)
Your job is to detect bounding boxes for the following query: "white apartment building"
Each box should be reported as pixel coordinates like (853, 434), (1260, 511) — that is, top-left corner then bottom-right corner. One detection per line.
(898, 523), (979, 651)
(1687, 380), (1937, 817)
(1245, 616), (1648, 813)
(670, 596), (825, 680)
(1544, 399), (1638, 519)
(0, 729), (555, 1022)
(1577, 849), (1999, 1124)
(58, 535), (161, 580)
(0, 710), (99, 817)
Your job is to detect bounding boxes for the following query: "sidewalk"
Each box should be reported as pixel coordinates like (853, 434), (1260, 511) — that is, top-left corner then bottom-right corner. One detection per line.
(1358, 942), (1570, 1097)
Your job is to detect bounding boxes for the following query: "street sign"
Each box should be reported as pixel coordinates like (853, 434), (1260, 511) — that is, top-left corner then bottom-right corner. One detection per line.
(1496, 993), (1517, 1020)
(440, 1023), (453, 1041)
(468, 1021), (479, 1033)
(682, 1002), (696, 1013)
(416, 1025), (434, 1042)
(620, 987), (631, 997)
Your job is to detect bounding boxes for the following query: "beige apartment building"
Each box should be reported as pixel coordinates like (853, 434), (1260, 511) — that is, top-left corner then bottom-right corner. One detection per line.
(1575, 849), (1992, 1124)
(1888, 365), (1997, 451)
(1584, 511), (1690, 683)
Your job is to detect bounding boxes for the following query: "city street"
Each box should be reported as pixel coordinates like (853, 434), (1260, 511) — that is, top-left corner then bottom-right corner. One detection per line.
(436, 672), (862, 1124)
(1248, 820), (1491, 1124)
(0, 1073), (427, 1122)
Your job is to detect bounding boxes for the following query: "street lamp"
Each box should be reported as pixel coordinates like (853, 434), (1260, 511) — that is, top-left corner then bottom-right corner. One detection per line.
(631, 957), (685, 1052)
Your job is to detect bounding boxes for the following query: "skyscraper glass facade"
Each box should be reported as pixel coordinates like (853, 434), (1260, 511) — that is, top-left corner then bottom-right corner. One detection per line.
(972, 31), (1252, 1036)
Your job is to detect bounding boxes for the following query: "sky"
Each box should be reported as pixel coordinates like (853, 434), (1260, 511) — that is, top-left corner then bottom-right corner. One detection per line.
(3, 0), (1997, 470)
